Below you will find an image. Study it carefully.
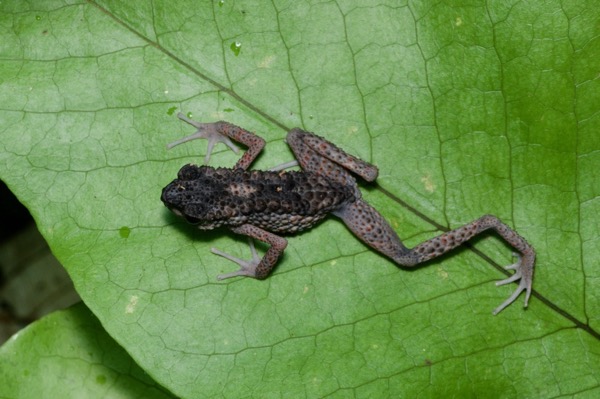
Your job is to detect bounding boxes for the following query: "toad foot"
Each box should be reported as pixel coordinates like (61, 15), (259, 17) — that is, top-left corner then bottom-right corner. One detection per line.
(213, 239), (261, 280)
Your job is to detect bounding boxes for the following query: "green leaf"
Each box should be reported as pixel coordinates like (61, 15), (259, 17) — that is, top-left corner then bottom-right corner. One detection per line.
(1, 0), (600, 397)
(0, 303), (174, 399)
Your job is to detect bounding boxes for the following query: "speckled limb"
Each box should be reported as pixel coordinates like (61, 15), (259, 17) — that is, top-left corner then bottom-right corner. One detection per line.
(283, 129), (378, 195)
(169, 113), (265, 168)
(333, 199), (411, 260)
(405, 214), (535, 315)
(336, 202), (535, 314)
(286, 129), (379, 182)
(213, 224), (288, 280)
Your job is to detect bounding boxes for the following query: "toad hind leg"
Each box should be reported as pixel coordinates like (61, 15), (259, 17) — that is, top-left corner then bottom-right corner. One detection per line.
(335, 200), (535, 315)
(213, 224), (288, 280)
(286, 128), (379, 183)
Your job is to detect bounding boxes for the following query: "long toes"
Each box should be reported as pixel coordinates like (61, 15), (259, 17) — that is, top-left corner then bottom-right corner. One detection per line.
(495, 270), (522, 286)
(211, 245), (260, 280)
(211, 247), (248, 265)
(504, 262), (520, 271)
(217, 269), (255, 280)
(168, 115), (240, 162)
(493, 283), (527, 315)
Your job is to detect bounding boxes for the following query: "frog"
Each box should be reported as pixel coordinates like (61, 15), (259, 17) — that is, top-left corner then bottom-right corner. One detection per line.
(161, 112), (536, 315)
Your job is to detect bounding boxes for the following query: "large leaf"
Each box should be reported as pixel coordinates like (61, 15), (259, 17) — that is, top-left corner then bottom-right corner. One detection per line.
(0, 303), (175, 399)
(1, 0), (599, 397)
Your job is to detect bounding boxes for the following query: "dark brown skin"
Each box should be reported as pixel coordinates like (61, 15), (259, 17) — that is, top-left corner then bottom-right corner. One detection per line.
(162, 113), (536, 314)
(161, 166), (356, 232)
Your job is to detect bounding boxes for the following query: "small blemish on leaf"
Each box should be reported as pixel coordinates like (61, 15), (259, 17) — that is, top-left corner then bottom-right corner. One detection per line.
(167, 106), (177, 116)
(126, 295), (139, 314)
(230, 41), (242, 56)
(258, 55), (275, 68)
(224, 108), (234, 113)
(35, 15), (42, 21)
(455, 17), (463, 26)
(346, 126), (359, 135)
(437, 266), (448, 279)
(218, 0), (224, 6)
(420, 174), (436, 193)
(96, 374), (107, 384)
(119, 226), (131, 238)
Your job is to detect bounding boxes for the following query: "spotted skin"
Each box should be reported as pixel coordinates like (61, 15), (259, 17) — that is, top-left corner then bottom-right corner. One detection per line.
(162, 113), (536, 314)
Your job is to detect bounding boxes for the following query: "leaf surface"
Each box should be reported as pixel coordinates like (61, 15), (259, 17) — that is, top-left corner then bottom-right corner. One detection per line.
(0, 303), (174, 399)
(1, 0), (599, 397)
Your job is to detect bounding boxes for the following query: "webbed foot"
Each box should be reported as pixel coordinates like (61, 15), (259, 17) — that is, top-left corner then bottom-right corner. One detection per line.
(168, 112), (239, 164)
(492, 250), (535, 315)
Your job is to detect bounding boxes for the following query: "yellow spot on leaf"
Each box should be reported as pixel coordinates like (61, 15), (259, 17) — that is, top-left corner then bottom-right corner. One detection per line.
(421, 174), (436, 193)
(437, 267), (448, 279)
(125, 295), (138, 314)
(258, 55), (276, 68)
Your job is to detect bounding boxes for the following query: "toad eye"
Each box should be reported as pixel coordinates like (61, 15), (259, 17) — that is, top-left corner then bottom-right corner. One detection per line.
(184, 215), (201, 224)
(178, 164), (201, 180)
(183, 203), (206, 219)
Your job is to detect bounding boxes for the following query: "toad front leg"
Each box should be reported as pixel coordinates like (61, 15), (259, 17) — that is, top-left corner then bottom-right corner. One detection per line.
(213, 225), (288, 280)
(169, 113), (265, 169)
